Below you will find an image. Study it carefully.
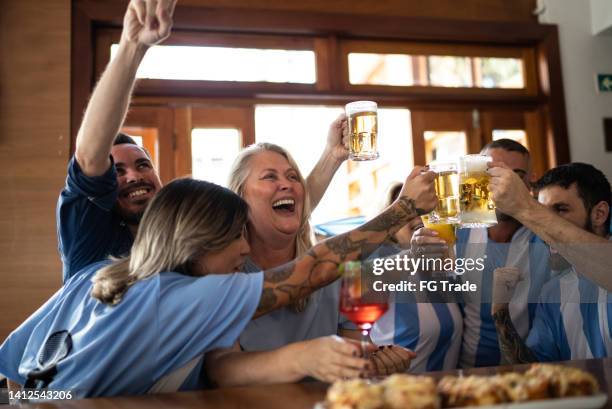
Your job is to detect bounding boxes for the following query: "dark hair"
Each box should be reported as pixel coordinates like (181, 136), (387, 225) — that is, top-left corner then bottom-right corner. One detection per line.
(113, 133), (152, 160)
(535, 163), (611, 232)
(114, 133), (138, 145)
(481, 138), (529, 156)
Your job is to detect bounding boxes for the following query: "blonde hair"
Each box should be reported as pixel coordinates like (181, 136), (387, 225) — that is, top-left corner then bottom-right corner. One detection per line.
(228, 142), (313, 311)
(91, 178), (249, 305)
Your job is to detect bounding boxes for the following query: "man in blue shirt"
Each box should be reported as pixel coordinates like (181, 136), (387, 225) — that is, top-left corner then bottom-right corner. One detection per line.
(491, 163), (611, 362)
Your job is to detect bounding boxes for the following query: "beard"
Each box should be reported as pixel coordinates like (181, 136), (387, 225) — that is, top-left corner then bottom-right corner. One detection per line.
(549, 216), (594, 272)
(114, 203), (145, 226)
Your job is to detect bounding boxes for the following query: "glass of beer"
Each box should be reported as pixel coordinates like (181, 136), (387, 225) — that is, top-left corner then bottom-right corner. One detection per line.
(428, 162), (460, 224)
(345, 101), (379, 161)
(458, 154), (497, 227)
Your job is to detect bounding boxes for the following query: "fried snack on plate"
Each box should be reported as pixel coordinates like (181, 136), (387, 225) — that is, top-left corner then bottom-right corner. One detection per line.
(326, 379), (385, 409)
(493, 372), (549, 402)
(382, 374), (439, 409)
(437, 375), (507, 407)
(525, 363), (599, 397)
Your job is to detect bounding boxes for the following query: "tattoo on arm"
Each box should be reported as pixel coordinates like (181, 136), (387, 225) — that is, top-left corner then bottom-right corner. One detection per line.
(493, 307), (537, 364)
(254, 197), (419, 317)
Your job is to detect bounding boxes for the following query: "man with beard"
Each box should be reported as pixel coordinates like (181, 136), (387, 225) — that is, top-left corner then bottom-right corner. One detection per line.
(491, 163), (611, 362)
(58, 0), (348, 283)
(412, 139), (552, 368)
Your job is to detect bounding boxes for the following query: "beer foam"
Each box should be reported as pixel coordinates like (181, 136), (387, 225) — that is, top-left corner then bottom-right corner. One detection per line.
(345, 101), (377, 115)
(461, 155), (490, 173)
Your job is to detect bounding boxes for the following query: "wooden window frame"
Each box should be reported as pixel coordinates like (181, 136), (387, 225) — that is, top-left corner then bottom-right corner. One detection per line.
(72, 1), (570, 167)
(339, 40), (538, 96)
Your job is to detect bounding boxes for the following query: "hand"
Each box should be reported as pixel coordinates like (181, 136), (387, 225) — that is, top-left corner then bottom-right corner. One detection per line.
(398, 168), (437, 215)
(491, 266), (523, 315)
(370, 345), (416, 375)
(295, 336), (376, 382)
(325, 114), (349, 163)
(488, 162), (533, 217)
(122, 0), (177, 46)
(410, 227), (448, 259)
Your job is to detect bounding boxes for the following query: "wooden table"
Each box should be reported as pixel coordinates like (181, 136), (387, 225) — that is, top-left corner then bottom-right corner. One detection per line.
(21, 358), (612, 409)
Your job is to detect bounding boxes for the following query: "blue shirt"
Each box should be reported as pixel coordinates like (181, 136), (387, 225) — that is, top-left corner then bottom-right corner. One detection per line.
(369, 244), (463, 372)
(455, 227), (551, 367)
(526, 267), (612, 361)
(57, 158), (133, 283)
(0, 262), (263, 398)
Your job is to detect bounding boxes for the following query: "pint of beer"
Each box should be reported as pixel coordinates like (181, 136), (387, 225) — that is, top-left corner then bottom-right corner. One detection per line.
(429, 162), (460, 224)
(458, 154), (497, 227)
(345, 101), (379, 161)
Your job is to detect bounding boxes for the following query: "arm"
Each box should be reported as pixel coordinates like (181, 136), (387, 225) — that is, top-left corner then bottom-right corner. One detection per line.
(254, 168), (436, 318)
(75, 0), (176, 176)
(306, 114), (348, 210)
(489, 165), (612, 291)
(206, 337), (370, 386)
(492, 306), (538, 364)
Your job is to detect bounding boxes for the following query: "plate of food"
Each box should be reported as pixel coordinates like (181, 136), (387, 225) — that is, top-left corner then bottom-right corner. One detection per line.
(316, 363), (607, 409)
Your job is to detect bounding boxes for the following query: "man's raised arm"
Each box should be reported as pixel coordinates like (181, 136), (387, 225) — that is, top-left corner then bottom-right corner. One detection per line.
(75, 0), (177, 176)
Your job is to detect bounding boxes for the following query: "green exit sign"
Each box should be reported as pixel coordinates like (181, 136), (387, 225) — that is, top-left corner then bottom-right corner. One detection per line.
(597, 74), (612, 92)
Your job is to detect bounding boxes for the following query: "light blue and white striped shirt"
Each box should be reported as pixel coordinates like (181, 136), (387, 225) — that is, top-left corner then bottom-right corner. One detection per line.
(456, 226), (551, 368)
(526, 266), (612, 361)
(371, 300), (463, 372)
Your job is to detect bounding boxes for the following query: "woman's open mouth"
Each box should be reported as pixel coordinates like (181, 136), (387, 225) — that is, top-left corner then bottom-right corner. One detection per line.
(272, 198), (296, 214)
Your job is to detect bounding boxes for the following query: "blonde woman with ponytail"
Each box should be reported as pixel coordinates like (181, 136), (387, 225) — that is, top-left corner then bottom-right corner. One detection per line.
(0, 170), (438, 397)
(205, 124), (416, 386)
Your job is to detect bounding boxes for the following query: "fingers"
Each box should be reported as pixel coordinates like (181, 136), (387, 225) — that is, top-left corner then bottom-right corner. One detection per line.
(130, 0), (146, 25)
(145, 0), (159, 30)
(384, 345), (415, 372)
(407, 166), (426, 181)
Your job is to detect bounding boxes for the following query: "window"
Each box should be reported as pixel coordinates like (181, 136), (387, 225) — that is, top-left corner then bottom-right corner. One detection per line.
(110, 44), (316, 83)
(191, 128), (241, 186)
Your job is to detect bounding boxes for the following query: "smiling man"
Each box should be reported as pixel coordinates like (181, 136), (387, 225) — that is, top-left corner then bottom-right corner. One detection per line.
(491, 163), (612, 362)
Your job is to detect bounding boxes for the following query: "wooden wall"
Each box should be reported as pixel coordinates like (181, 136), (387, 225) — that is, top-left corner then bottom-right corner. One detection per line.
(178, 0), (538, 23)
(0, 1), (70, 341)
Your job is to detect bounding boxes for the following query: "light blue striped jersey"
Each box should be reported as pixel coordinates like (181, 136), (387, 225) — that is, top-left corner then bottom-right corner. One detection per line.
(526, 267), (612, 361)
(455, 226), (551, 368)
(371, 301), (463, 372)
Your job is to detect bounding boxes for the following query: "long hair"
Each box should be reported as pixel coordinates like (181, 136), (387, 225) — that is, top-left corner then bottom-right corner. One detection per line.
(91, 178), (249, 305)
(228, 142), (313, 312)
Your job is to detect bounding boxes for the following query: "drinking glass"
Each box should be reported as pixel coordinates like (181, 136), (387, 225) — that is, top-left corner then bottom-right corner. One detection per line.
(428, 162), (460, 224)
(339, 261), (388, 358)
(345, 101), (379, 161)
(457, 154), (497, 227)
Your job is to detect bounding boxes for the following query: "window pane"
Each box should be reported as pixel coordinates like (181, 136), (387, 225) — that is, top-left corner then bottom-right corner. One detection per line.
(192, 128), (241, 186)
(110, 44), (316, 83)
(428, 56), (472, 87)
(477, 57), (524, 88)
(255, 106), (412, 224)
(348, 53), (414, 86)
(493, 129), (528, 148)
(424, 131), (467, 163)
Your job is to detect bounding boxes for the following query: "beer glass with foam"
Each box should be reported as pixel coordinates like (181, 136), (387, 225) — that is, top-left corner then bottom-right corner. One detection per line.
(345, 101), (379, 161)
(458, 154), (497, 227)
(428, 162), (460, 224)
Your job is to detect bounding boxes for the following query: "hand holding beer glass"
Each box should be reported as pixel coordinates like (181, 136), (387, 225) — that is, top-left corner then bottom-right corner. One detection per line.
(345, 101), (379, 161)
